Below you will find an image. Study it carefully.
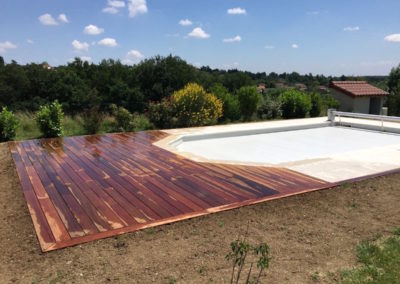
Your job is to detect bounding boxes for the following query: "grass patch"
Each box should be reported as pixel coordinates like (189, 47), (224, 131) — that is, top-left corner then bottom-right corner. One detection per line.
(340, 228), (400, 283)
(63, 115), (85, 137)
(15, 112), (41, 140)
(14, 112), (118, 141)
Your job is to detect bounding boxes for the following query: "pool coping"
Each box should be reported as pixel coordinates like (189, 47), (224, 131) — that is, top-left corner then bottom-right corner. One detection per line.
(154, 117), (400, 183)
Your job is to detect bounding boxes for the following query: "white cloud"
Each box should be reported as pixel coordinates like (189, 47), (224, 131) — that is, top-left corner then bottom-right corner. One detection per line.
(128, 0), (148, 17)
(98, 38), (118, 47)
(223, 35), (242, 43)
(292, 44), (299, 49)
(108, 0), (125, 8)
(227, 7), (246, 15)
(127, 49), (144, 59)
(122, 49), (144, 65)
(0, 41), (17, 53)
(72, 40), (89, 52)
(79, 56), (92, 62)
(264, 45), (275, 49)
(179, 19), (192, 26)
(58, 14), (69, 23)
(27, 39), (34, 44)
(344, 26), (360, 32)
(384, 34), (400, 42)
(38, 13), (58, 25)
(188, 27), (210, 39)
(102, 6), (119, 14)
(307, 11), (320, 15)
(84, 25), (104, 35)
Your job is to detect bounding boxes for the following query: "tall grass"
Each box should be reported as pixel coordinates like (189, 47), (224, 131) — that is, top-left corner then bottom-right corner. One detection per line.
(15, 112), (41, 140)
(14, 111), (152, 141)
(16, 112), (88, 140)
(63, 115), (85, 137)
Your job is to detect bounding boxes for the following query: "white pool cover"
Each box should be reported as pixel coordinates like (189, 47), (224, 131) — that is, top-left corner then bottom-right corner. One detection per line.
(175, 126), (400, 165)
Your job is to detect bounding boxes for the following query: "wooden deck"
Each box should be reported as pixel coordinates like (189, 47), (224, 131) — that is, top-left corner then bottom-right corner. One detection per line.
(9, 131), (331, 252)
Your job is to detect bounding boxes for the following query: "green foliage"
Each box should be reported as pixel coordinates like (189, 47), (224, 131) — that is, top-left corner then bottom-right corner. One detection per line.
(63, 115), (85, 137)
(132, 114), (154, 131)
(0, 107), (19, 142)
(35, 101), (64, 137)
(226, 230), (271, 284)
(340, 230), (400, 284)
(82, 89), (103, 134)
(257, 96), (282, 120)
(111, 105), (134, 132)
(172, 83), (223, 127)
(279, 89), (312, 119)
(237, 86), (261, 120)
(147, 98), (174, 129)
(82, 108), (103, 134)
(134, 55), (198, 101)
(387, 64), (400, 116)
(309, 93), (322, 117)
(210, 84), (241, 122)
(15, 112), (41, 140)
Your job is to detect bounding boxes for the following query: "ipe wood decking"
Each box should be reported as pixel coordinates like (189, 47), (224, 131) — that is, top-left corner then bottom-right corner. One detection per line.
(9, 131), (330, 252)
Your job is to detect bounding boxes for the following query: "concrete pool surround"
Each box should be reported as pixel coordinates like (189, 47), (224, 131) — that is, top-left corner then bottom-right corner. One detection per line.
(156, 115), (400, 183)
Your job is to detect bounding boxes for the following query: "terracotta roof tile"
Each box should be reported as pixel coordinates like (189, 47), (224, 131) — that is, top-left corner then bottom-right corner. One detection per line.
(330, 81), (388, 97)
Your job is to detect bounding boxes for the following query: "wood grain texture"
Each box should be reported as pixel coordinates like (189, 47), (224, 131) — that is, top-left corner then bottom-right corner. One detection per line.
(10, 131), (331, 252)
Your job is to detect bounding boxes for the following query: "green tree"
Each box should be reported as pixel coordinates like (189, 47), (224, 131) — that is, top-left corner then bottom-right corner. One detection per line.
(236, 86), (261, 120)
(82, 89), (103, 134)
(387, 64), (400, 116)
(279, 89), (312, 119)
(309, 93), (322, 117)
(257, 96), (282, 120)
(133, 55), (198, 101)
(148, 98), (174, 129)
(111, 105), (135, 132)
(210, 83), (241, 122)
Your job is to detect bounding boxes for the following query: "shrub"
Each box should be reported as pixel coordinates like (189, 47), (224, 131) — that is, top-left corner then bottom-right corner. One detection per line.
(148, 98), (174, 129)
(35, 101), (64, 138)
(112, 105), (134, 132)
(257, 96), (282, 120)
(172, 83), (223, 127)
(133, 114), (154, 131)
(82, 89), (103, 134)
(210, 84), (241, 122)
(236, 86), (261, 120)
(279, 89), (312, 119)
(309, 93), (322, 117)
(82, 108), (103, 134)
(0, 107), (19, 142)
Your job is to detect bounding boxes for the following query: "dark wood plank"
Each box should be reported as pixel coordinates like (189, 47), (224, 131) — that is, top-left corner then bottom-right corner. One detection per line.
(9, 130), (333, 252)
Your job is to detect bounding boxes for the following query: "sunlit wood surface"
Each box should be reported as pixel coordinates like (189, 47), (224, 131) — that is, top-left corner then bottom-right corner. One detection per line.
(9, 131), (330, 252)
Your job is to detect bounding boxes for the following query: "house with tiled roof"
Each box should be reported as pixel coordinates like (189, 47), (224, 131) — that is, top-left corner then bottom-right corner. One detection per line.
(330, 81), (389, 114)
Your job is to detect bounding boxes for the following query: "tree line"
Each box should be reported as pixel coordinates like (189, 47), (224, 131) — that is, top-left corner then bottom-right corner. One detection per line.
(0, 54), (389, 115)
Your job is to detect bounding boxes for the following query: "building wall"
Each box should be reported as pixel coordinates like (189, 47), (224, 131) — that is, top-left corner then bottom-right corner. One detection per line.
(353, 97), (370, 114)
(330, 89), (355, 112)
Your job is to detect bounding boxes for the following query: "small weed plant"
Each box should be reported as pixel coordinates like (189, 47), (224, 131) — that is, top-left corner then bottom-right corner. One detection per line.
(226, 225), (271, 284)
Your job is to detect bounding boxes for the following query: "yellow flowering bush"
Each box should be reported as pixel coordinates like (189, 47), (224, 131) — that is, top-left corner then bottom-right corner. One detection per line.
(172, 83), (223, 127)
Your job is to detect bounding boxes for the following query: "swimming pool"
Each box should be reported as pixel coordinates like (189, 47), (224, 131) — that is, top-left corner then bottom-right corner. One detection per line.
(173, 126), (400, 165)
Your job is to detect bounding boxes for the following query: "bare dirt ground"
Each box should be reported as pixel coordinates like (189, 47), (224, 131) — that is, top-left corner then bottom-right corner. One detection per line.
(0, 142), (399, 284)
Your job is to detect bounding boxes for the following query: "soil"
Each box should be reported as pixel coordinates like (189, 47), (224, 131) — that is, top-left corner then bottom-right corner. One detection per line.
(0, 142), (399, 284)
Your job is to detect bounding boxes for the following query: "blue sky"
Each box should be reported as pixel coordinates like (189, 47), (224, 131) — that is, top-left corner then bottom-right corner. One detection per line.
(0, 0), (399, 75)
